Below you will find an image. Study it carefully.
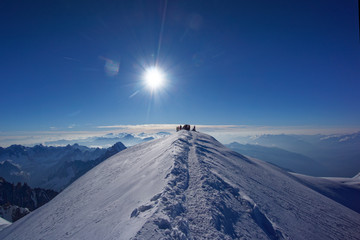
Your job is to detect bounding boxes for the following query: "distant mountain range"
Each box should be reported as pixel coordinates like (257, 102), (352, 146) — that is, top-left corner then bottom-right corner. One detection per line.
(43, 132), (171, 148)
(0, 141), (128, 223)
(0, 142), (126, 191)
(229, 132), (360, 177)
(226, 142), (324, 176)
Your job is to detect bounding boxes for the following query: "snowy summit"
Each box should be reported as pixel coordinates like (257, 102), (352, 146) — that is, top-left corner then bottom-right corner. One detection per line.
(0, 131), (359, 239)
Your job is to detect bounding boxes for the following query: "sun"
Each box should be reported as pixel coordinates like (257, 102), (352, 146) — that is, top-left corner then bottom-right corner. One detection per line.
(144, 67), (165, 90)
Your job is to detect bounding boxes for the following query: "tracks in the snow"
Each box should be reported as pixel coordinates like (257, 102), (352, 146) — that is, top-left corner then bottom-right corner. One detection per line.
(131, 132), (286, 240)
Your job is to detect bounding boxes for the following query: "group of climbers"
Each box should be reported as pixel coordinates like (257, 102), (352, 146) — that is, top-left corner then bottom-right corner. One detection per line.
(176, 124), (196, 132)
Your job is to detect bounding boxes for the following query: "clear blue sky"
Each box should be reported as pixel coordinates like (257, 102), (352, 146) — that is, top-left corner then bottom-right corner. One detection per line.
(1, 0), (359, 132)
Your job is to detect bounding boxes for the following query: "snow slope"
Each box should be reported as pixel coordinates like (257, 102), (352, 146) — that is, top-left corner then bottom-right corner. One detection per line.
(290, 172), (360, 214)
(0, 131), (359, 240)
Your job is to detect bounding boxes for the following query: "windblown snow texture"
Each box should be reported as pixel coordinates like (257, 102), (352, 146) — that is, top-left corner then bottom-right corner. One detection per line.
(0, 131), (359, 240)
(290, 172), (360, 214)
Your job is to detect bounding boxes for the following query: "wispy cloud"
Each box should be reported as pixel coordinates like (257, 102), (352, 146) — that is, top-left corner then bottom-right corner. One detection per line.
(0, 124), (358, 147)
(68, 110), (81, 117)
(129, 90), (140, 98)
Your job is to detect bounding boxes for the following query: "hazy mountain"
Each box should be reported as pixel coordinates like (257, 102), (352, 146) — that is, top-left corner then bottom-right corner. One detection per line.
(226, 142), (325, 176)
(0, 161), (29, 184)
(234, 132), (360, 177)
(1, 131), (359, 239)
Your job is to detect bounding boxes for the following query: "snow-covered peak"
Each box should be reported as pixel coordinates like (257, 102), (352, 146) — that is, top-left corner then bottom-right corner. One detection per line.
(111, 142), (126, 152)
(1, 131), (359, 239)
(0, 217), (11, 232)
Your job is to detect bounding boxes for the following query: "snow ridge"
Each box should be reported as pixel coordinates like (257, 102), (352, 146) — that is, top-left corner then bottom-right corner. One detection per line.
(131, 133), (192, 239)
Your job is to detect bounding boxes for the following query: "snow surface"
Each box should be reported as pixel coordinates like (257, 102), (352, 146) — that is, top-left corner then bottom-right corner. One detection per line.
(0, 131), (359, 240)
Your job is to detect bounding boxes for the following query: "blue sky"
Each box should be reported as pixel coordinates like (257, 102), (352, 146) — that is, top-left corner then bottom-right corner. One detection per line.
(1, 0), (360, 134)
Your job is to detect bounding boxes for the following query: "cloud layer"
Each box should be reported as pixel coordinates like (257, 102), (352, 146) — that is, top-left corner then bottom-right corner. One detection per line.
(1, 124), (359, 147)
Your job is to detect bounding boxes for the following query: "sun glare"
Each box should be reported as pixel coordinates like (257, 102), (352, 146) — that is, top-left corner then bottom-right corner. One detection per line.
(144, 67), (165, 90)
